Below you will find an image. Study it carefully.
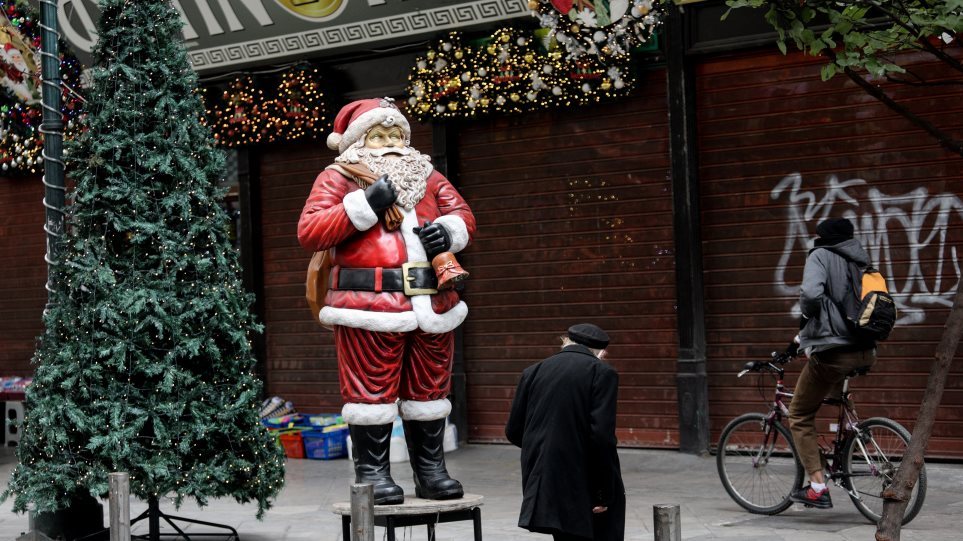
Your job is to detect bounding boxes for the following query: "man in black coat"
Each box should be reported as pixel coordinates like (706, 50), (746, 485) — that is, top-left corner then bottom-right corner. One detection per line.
(505, 323), (625, 541)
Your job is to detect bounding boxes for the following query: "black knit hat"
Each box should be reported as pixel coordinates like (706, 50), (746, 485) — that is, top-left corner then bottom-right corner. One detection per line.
(567, 323), (610, 349)
(816, 218), (854, 245)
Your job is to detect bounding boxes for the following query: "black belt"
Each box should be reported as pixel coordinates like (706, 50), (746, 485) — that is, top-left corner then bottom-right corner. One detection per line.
(334, 263), (438, 295)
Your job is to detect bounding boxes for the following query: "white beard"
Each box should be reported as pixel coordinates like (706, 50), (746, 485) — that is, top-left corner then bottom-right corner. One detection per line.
(338, 144), (432, 210)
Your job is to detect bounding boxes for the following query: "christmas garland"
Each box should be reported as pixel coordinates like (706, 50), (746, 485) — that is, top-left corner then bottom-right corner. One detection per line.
(0, 0), (85, 176)
(528, 0), (662, 60)
(203, 64), (329, 148)
(405, 28), (635, 121)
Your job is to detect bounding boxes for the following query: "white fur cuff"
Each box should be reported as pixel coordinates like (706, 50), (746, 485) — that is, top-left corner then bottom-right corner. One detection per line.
(432, 215), (470, 253)
(411, 296), (467, 334)
(319, 306), (419, 332)
(341, 402), (398, 426)
(343, 189), (378, 231)
(343, 402), (398, 425)
(399, 399), (451, 421)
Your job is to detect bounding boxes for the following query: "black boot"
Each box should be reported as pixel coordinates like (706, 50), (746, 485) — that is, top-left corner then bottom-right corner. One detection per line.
(403, 419), (464, 500)
(349, 424), (404, 505)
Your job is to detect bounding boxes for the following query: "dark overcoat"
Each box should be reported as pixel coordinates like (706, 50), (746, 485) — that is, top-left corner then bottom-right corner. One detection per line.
(505, 344), (625, 540)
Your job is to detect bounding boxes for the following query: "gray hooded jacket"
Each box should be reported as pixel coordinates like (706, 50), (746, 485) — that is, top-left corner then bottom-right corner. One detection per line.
(798, 238), (872, 354)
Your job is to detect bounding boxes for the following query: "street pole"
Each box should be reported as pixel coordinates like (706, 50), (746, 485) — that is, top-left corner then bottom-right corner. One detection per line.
(39, 0), (65, 310)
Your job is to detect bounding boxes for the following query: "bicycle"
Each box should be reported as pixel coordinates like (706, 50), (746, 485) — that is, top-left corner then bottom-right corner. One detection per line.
(715, 352), (927, 525)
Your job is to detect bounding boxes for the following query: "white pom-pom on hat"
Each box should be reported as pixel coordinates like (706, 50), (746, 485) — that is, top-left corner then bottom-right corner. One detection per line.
(326, 132), (342, 151)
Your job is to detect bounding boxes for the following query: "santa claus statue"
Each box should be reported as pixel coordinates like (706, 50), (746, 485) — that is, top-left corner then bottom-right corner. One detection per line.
(298, 97), (476, 504)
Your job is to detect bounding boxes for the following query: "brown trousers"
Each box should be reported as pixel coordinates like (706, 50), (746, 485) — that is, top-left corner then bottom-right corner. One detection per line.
(788, 347), (877, 476)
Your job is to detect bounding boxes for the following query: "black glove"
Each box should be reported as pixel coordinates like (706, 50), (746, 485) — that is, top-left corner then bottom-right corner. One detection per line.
(785, 340), (800, 358)
(364, 174), (396, 213)
(413, 221), (451, 259)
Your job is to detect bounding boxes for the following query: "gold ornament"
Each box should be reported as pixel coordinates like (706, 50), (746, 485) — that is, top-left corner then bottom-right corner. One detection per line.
(419, 103), (431, 113)
(500, 33), (510, 43)
(447, 102), (458, 111)
(510, 93), (520, 102)
(487, 44), (497, 55)
(600, 79), (612, 91)
(601, 46), (612, 56)
(427, 50), (436, 60)
(570, 24), (580, 33)
(528, 0), (539, 10)
(479, 97), (490, 107)
(523, 53), (535, 63)
(454, 50), (464, 59)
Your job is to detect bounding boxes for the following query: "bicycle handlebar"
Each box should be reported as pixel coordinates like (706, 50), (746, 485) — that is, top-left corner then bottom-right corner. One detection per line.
(736, 351), (795, 378)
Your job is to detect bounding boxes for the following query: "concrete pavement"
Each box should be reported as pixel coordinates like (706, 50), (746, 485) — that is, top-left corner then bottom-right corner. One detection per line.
(0, 444), (960, 540)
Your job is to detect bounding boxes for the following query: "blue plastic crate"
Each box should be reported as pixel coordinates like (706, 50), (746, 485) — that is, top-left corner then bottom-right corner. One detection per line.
(303, 427), (348, 460)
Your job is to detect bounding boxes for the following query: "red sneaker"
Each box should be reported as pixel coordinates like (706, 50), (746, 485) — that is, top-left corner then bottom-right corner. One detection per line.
(790, 486), (833, 509)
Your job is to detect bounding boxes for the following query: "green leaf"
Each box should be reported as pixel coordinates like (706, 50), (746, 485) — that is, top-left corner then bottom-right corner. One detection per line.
(820, 63), (838, 81)
(777, 39), (788, 55)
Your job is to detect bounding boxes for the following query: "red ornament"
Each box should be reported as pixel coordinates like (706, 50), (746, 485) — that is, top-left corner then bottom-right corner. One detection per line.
(550, 0), (573, 14)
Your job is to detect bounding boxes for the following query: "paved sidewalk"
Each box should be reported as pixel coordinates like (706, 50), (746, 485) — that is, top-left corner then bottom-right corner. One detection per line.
(0, 444), (960, 540)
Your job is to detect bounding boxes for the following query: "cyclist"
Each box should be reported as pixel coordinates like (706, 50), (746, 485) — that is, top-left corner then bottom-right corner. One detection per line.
(787, 217), (877, 509)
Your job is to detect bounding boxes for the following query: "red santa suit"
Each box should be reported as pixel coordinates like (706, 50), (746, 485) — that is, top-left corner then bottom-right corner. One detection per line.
(297, 98), (475, 427)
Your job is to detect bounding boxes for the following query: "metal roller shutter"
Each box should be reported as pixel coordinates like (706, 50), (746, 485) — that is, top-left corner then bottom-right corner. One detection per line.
(456, 72), (679, 446)
(0, 176), (46, 375)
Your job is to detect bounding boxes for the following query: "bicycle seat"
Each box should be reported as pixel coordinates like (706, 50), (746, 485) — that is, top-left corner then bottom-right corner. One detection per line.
(847, 366), (871, 378)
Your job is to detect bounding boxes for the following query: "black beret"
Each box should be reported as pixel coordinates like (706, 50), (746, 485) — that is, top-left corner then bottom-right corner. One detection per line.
(568, 323), (610, 349)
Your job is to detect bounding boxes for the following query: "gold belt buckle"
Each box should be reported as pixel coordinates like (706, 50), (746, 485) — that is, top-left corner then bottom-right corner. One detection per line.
(402, 261), (438, 296)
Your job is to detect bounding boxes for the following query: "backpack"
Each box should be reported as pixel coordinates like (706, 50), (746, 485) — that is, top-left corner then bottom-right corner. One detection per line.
(826, 250), (897, 342)
(847, 266), (897, 341)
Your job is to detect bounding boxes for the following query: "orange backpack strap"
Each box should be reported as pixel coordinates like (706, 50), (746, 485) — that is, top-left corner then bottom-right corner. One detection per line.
(861, 267), (888, 298)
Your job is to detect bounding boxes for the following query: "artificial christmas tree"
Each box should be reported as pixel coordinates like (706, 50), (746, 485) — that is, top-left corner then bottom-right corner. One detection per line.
(3, 0), (284, 536)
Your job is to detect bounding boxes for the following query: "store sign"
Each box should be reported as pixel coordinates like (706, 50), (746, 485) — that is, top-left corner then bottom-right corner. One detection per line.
(55, 0), (528, 73)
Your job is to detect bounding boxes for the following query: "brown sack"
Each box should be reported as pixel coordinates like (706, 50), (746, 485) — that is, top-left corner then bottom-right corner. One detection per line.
(306, 249), (334, 330)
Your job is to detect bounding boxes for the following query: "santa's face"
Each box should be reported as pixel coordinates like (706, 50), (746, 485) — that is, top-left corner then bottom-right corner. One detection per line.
(364, 125), (405, 150)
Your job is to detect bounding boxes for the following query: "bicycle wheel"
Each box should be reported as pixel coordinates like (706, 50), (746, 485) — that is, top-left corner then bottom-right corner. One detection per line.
(843, 417), (927, 525)
(717, 412), (803, 514)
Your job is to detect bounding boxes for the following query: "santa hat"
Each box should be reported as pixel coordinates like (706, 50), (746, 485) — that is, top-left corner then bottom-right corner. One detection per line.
(326, 97), (411, 153)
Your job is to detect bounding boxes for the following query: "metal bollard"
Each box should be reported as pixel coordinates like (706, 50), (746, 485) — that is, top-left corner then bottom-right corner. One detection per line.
(108, 473), (131, 541)
(653, 504), (681, 541)
(350, 483), (375, 541)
